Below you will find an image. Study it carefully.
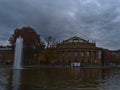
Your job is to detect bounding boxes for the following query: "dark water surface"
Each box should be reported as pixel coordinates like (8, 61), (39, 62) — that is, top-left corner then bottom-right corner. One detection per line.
(0, 67), (120, 90)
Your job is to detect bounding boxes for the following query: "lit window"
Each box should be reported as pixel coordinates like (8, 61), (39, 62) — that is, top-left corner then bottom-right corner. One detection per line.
(81, 51), (84, 57)
(87, 51), (90, 57)
(73, 39), (78, 43)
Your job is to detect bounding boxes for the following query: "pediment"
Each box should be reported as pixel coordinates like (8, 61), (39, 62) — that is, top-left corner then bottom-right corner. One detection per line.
(63, 36), (89, 43)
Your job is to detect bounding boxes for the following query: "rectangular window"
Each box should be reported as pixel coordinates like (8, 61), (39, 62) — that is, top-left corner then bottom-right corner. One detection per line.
(87, 51), (90, 57)
(68, 52), (71, 57)
(92, 51), (96, 58)
(81, 51), (84, 57)
(98, 51), (102, 59)
(75, 51), (78, 56)
(61, 52), (64, 57)
(73, 39), (78, 43)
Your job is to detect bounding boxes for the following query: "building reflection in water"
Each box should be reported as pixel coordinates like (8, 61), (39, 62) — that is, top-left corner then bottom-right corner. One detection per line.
(68, 67), (100, 88)
(3, 67), (120, 89)
(33, 67), (101, 88)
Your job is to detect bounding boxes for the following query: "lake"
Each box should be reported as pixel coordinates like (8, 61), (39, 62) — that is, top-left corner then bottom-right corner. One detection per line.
(0, 66), (120, 90)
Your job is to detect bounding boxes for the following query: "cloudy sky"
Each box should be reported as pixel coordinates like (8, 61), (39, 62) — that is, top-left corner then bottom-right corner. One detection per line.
(0, 0), (120, 50)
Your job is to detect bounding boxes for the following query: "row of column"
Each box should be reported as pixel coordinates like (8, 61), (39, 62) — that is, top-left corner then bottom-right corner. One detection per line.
(58, 50), (100, 64)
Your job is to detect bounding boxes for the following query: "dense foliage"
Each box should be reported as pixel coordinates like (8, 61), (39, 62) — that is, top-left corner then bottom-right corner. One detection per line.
(9, 26), (45, 64)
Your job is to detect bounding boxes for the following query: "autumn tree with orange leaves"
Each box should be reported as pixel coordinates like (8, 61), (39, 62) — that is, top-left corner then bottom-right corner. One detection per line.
(9, 26), (45, 64)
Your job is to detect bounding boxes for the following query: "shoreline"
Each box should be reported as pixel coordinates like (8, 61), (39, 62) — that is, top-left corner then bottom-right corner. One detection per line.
(0, 64), (120, 69)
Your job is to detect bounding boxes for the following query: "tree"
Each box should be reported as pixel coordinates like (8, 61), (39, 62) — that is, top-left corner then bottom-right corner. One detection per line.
(9, 26), (45, 64)
(45, 36), (57, 48)
(44, 36), (57, 64)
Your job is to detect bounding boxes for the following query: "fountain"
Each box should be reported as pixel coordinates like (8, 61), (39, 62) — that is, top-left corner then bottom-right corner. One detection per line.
(13, 36), (23, 69)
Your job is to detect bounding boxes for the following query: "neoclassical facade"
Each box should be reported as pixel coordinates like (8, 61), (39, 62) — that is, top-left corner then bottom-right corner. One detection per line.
(55, 36), (102, 66)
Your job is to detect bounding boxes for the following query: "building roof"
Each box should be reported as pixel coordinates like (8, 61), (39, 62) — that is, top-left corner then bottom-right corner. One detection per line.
(62, 36), (89, 43)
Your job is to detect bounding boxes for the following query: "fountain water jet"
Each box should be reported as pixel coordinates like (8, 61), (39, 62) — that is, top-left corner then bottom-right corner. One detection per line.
(13, 36), (23, 69)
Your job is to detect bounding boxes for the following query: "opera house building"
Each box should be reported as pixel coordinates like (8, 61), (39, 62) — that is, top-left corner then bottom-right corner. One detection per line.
(55, 36), (102, 66)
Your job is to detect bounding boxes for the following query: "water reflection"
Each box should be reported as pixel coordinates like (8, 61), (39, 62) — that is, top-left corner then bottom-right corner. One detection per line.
(69, 67), (100, 88)
(20, 67), (100, 89)
(99, 68), (120, 90)
(12, 69), (21, 90)
(1, 67), (120, 89)
(0, 68), (9, 90)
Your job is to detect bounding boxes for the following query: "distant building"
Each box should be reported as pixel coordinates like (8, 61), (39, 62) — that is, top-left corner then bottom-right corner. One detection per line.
(0, 46), (13, 64)
(102, 49), (120, 65)
(55, 36), (102, 66)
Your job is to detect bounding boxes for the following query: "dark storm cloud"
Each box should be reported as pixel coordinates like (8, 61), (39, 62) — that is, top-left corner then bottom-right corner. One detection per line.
(0, 0), (120, 49)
